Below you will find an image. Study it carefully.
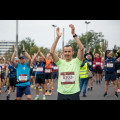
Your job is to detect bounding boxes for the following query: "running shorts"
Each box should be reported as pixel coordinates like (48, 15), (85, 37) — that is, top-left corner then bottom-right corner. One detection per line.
(16, 85), (31, 97)
(105, 71), (116, 81)
(35, 74), (45, 84)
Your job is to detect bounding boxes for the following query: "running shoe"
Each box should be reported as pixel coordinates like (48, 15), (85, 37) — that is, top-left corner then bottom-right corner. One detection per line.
(104, 92), (107, 97)
(117, 89), (120, 92)
(115, 93), (118, 97)
(34, 96), (39, 100)
(48, 92), (52, 96)
(83, 94), (87, 97)
(6, 94), (10, 100)
(45, 91), (48, 95)
(43, 95), (46, 100)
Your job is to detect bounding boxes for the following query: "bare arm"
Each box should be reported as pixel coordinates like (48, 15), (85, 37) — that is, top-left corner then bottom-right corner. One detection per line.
(23, 44), (31, 66)
(69, 24), (84, 61)
(11, 46), (17, 67)
(50, 27), (62, 63)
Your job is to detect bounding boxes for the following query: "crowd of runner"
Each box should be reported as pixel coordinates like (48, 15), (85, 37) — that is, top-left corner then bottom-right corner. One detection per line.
(0, 24), (120, 100)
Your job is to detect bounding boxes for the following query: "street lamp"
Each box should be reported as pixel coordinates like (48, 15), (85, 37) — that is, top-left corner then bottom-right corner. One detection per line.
(85, 21), (91, 52)
(52, 24), (57, 41)
(16, 20), (19, 57)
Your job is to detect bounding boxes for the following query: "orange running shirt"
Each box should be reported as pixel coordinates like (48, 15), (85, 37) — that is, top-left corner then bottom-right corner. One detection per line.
(45, 59), (52, 73)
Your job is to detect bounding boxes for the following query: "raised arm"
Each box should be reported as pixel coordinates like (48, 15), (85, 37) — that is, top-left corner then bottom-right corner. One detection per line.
(23, 44), (31, 66)
(69, 24), (84, 61)
(11, 46), (17, 67)
(50, 27), (62, 63)
(33, 48), (40, 63)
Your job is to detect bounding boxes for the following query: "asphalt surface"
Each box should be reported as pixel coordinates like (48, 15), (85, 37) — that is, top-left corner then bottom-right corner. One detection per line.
(0, 78), (120, 100)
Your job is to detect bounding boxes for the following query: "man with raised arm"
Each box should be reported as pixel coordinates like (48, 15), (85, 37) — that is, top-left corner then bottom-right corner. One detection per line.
(11, 45), (32, 100)
(50, 24), (84, 100)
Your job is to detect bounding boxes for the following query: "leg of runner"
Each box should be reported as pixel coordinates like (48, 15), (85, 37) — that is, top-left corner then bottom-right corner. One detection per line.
(45, 79), (48, 95)
(48, 79), (52, 95)
(35, 83), (39, 100)
(113, 80), (118, 97)
(104, 81), (109, 97)
(0, 78), (1, 94)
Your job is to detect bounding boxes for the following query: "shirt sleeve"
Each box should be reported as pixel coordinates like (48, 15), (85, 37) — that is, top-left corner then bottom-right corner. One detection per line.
(55, 58), (63, 66)
(75, 57), (83, 66)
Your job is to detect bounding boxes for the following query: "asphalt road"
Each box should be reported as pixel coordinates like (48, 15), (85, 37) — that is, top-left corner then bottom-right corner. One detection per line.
(0, 78), (120, 100)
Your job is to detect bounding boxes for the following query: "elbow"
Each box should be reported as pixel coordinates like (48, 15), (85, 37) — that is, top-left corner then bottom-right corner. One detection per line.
(81, 46), (84, 51)
(49, 50), (54, 56)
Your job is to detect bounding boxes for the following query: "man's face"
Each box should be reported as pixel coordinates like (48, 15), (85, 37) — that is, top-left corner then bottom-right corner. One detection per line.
(107, 51), (112, 58)
(63, 46), (74, 61)
(19, 58), (25, 64)
(87, 55), (91, 60)
(38, 56), (43, 62)
(95, 53), (99, 58)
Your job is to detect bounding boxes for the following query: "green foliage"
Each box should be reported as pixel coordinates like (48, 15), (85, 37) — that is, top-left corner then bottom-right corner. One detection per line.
(67, 30), (107, 57)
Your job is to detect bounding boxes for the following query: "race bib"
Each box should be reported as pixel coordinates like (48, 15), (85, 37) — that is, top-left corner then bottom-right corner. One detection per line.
(53, 66), (58, 70)
(60, 72), (75, 84)
(33, 68), (37, 72)
(88, 62), (92, 66)
(19, 74), (27, 82)
(45, 69), (50, 73)
(117, 70), (120, 73)
(96, 62), (100, 65)
(107, 63), (113, 68)
(37, 67), (43, 72)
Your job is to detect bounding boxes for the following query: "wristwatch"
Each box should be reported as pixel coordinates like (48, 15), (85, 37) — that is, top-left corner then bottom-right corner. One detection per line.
(73, 34), (78, 38)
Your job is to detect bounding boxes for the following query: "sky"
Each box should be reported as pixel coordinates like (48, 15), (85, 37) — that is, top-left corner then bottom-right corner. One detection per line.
(0, 20), (120, 50)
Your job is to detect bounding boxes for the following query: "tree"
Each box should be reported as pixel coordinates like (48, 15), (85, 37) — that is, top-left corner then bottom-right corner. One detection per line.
(18, 37), (35, 56)
(67, 30), (107, 57)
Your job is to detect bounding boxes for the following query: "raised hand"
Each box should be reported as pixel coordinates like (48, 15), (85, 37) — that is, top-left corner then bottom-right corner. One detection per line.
(69, 24), (75, 35)
(14, 45), (17, 52)
(56, 27), (62, 38)
(23, 44), (25, 51)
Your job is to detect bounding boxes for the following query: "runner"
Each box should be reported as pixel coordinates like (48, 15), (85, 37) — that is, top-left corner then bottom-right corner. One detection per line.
(104, 49), (120, 97)
(0, 64), (2, 94)
(0, 57), (6, 89)
(51, 58), (58, 91)
(33, 48), (46, 100)
(79, 58), (89, 97)
(6, 59), (17, 100)
(50, 24), (84, 100)
(11, 45), (32, 100)
(84, 48), (94, 91)
(93, 48), (102, 84)
(45, 53), (53, 96)
(115, 56), (120, 92)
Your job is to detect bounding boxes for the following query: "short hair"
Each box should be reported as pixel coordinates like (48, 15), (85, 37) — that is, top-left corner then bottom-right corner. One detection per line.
(63, 45), (73, 51)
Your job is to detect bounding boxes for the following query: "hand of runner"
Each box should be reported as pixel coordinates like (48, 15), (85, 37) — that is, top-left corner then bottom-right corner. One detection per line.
(23, 44), (25, 51)
(56, 27), (62, 38)
(38, 48), (40, 53)
(14, 45), (17, 52)
(69, 24), (75, 35)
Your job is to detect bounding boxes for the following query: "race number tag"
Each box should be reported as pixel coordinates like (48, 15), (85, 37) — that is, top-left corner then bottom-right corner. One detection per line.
(88, 62), (92, 66)
(45, 69), (50, 73)
(33, 68), (37, 72)
(107, 63), (113, 68)
(60, 72), (75, 84)
(53, 66), (58, 70)
(117, 70), (120, 73)
(96, 62), (100, 65)
(37, 67), (43, 72)
(19, 74), (27, 82)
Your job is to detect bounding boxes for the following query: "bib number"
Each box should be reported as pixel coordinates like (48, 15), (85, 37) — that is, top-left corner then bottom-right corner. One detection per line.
(19, 74), (27, 82)
(60, 72), (75, 84)
(37, 67), (43, 72)
(117, 70), (120, 73)
(45, 69), (50, 73)
(107, 63), (113, 68)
